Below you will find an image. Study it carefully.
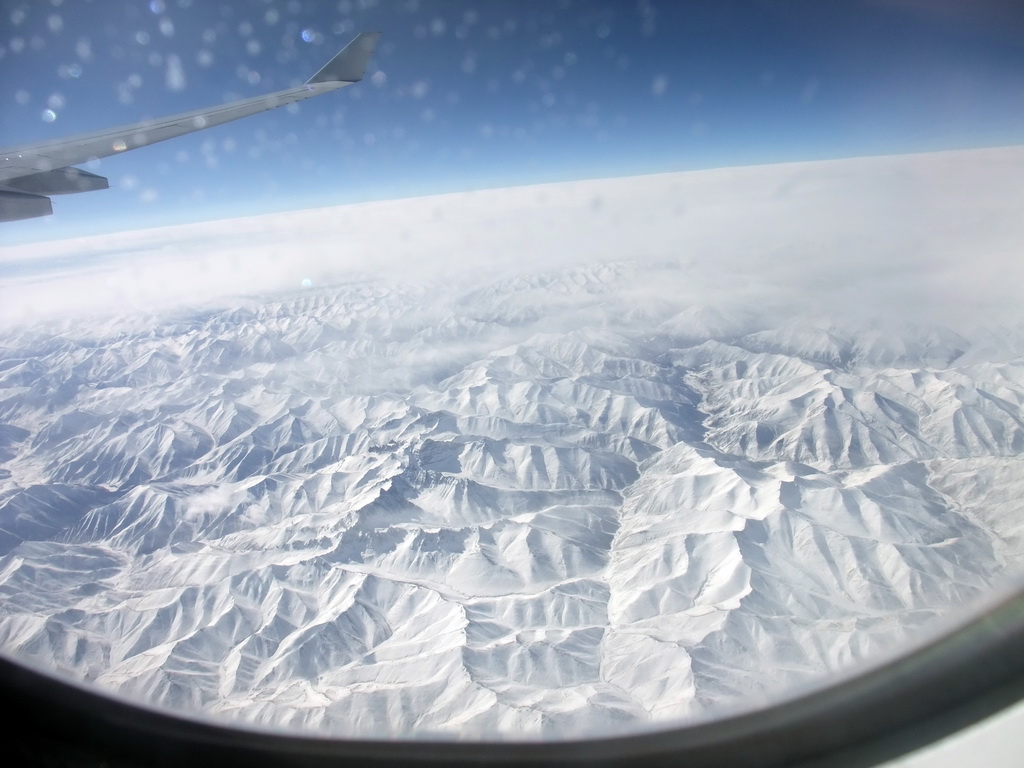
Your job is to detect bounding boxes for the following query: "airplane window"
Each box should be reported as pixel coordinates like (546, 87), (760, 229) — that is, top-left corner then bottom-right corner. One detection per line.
(2, 1), (1024, 765)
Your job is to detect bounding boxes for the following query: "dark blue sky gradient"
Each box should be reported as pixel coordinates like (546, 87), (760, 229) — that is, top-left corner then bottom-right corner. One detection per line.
(2, 0), (1024, 240)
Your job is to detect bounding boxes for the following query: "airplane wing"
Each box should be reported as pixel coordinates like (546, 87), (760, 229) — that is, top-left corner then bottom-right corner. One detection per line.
(0, 32), (380, 223)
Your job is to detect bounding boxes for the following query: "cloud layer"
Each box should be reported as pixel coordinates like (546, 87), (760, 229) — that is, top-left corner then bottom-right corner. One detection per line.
(3, 145), (1023, 334)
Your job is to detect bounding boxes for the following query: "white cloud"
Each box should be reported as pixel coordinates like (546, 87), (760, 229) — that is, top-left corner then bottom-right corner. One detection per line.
(1, 146), (1022, 335)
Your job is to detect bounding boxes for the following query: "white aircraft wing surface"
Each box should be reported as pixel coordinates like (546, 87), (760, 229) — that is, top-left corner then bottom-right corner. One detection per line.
(0, 32), (380, 222)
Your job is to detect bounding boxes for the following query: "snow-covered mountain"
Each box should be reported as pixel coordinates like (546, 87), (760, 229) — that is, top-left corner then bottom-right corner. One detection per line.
(1, 148), (1023, 739)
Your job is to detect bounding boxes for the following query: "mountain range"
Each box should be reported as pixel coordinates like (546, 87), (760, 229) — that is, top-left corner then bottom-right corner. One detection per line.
(1, 148), (1023, 739)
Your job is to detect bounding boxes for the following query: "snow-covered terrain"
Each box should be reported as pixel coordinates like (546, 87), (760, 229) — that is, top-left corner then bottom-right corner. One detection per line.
(1, 147), (1023, 739)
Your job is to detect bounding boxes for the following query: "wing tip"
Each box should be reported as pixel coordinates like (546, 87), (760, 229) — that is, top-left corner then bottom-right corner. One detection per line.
(305, 31), (382, 85)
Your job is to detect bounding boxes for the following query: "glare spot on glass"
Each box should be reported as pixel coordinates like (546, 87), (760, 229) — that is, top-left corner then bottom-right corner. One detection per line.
(301, 28), (321, 44)
(192, 116), (207, 129)
(246, 70), (260, 86)
(652, 74), (669, 97)
(9, 37), (25, 54)
(159, 18), (174, 38)
(264, 9), (279, 25)
(430, 18), (446, 36)
(47, 92), (65, 109)
(148, 52), (163, 67)
(135, 31), (150, 46)
(196, 49), (213, 67)
(139, 188), (158, 203)
(14, 89), (29, 105)
(9, 8), (26, 26)
(148, 0), (165, 14)
(165, 54), (186, 91)
(47, 14), (63, 34)
(596, 24), (611, 39)
(75, 37), (91, 61)
(301, 278), (313, 289)
(41, 109), (57, 123)
(201, 28), (216, 44)
(246, 39), (261, 56)
(370, 71), (386, 87)
(801, 79), (821, 104)
(541, 32), (563, 49)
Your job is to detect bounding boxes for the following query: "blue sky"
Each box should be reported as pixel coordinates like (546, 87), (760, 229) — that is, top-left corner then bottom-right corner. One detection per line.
(2, 0), (1024, 241)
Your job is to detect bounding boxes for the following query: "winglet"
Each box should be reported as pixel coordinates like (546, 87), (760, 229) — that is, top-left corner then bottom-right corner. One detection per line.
(305, 32), (381, 85)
